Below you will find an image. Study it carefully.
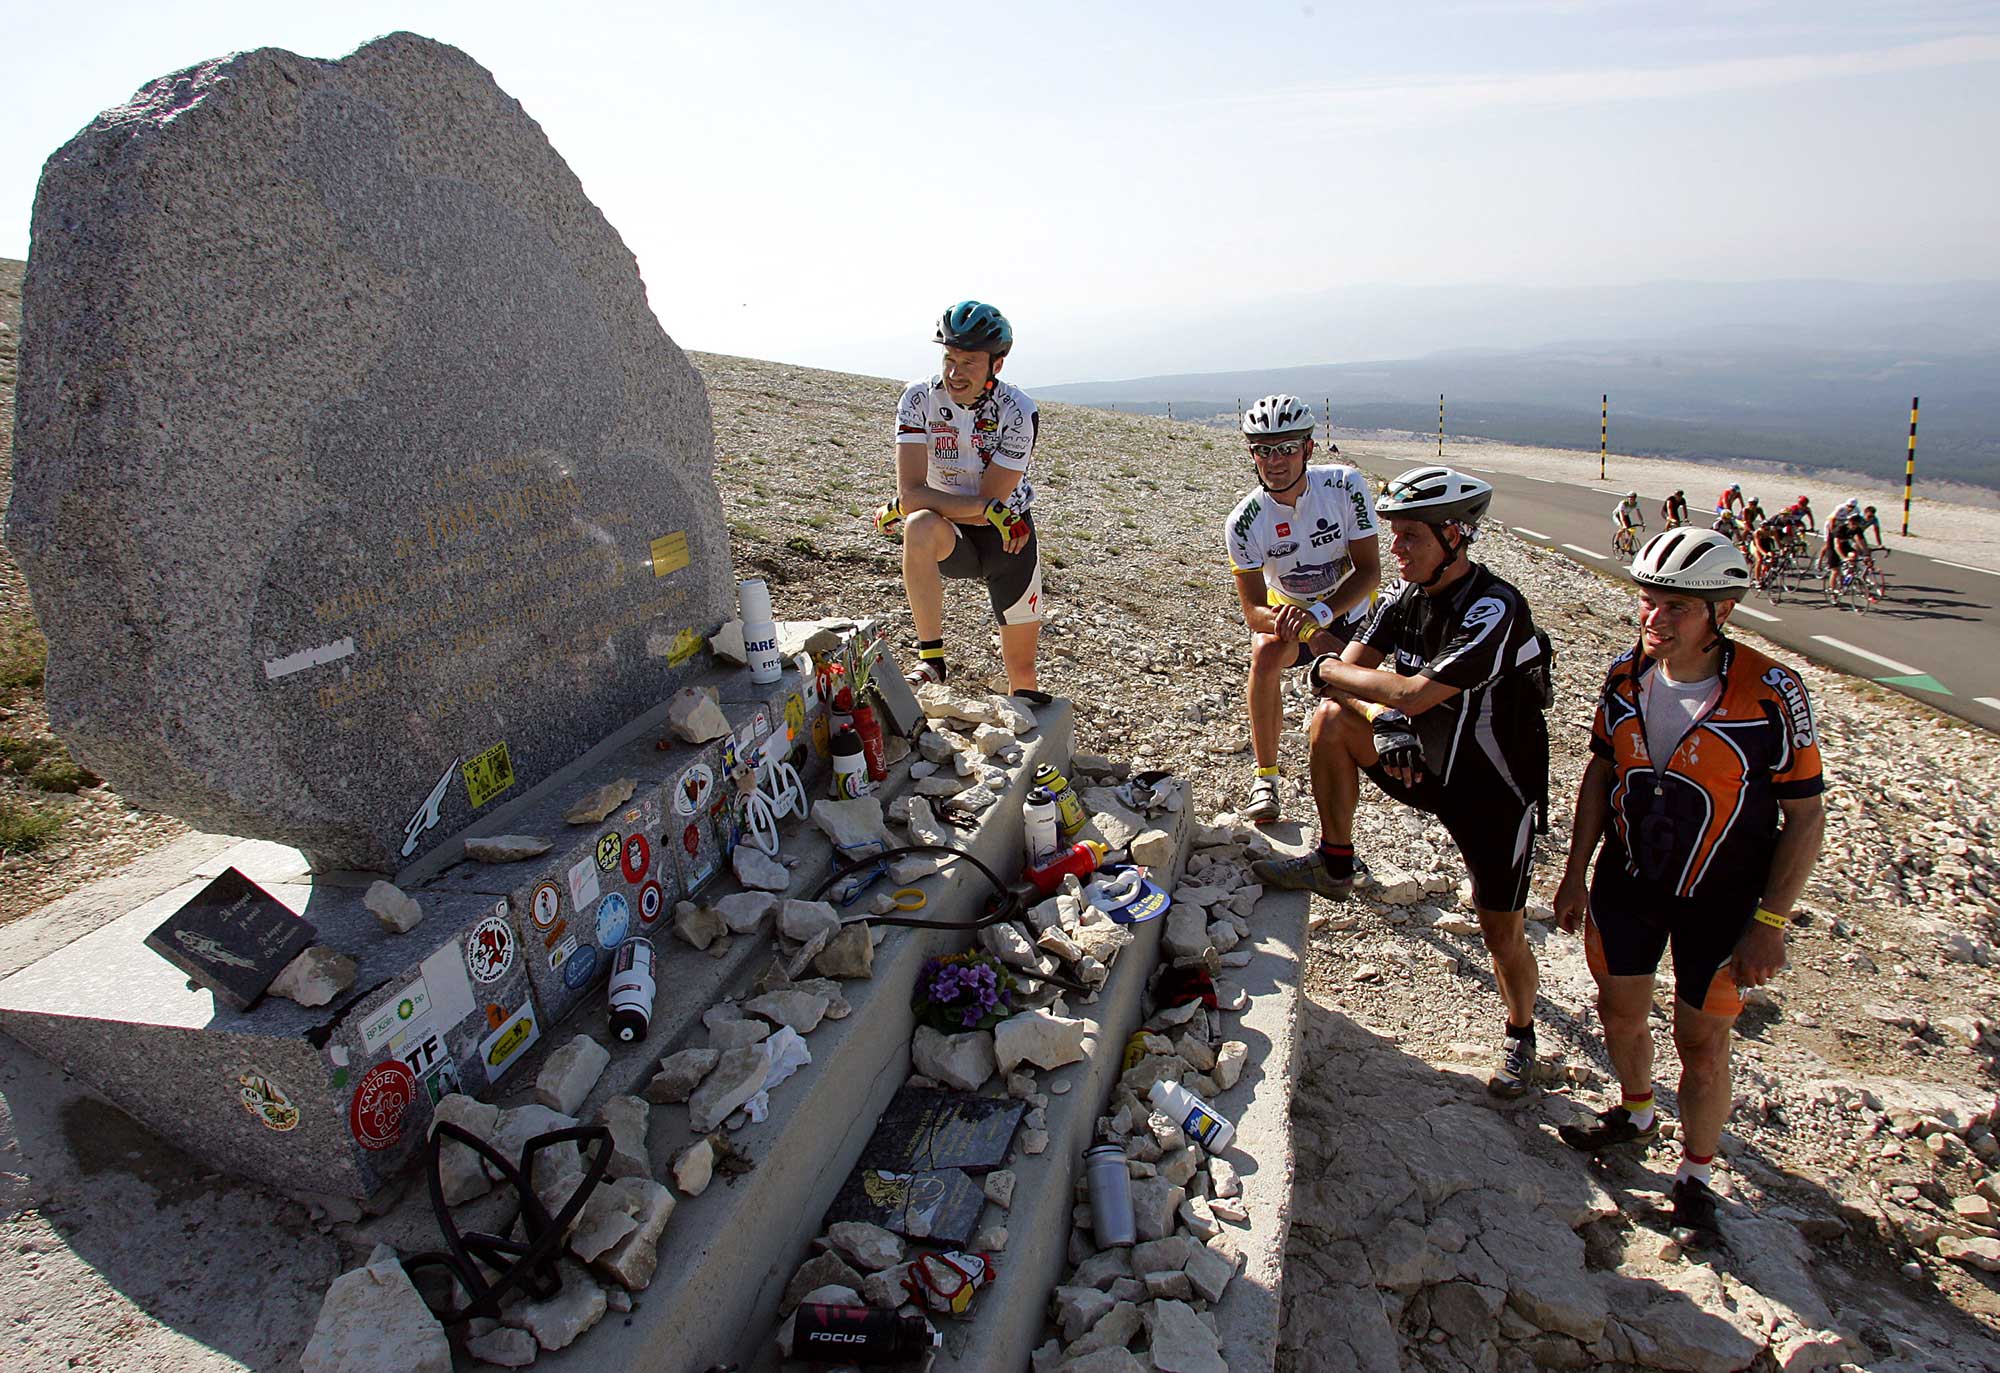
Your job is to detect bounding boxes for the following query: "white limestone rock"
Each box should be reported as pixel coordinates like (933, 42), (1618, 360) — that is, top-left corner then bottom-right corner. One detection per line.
(364, 880), (425, 934)
(1162, 906), (1211, 961)
(714, 891), (779, 934)
(590, 1179), (678, 1291)
(673, 1137), (716, 1196)
(911, 1026), (997, 1092)
(813, 923), (875, 979)
(301, 1254), (451, 1373)
(709, 618), (747, 666)
(268, 945), (357, 1008)
(1149, 1298), (1227, 1373)
(778, 899), (842, 945)
(674, 900), (727, 950)
(503, 1258), (607, 1349)
(464, 1326), (537, 1367)
(667, 687), (731, 744)
(536, 1035), (611, 1116)
(645, 1048), (720, 1104)
(689, 1044), (773, 1132)
(1130, 829), (1176, 870)
(733, 844), (791, 892)
(431, 1094), (502, 1205)
(565, 777), (636, 825)
(828, 1220), (905, 1272)
(993, 1010), (1090, 1075)
(744, 988), (832, 1035)
(492, 1104), (581, 1171)
(812, 797), (891, 854)
(1212, 1041), (1249, 1091)
(595, 1095), (652, 1180)
(463, 834), (553, 863)
(985, 1169), (1016, 1209)
(980, 919), (1042, 970)
(707, 1018), (770, 1050)
(905, 797), (955, 848)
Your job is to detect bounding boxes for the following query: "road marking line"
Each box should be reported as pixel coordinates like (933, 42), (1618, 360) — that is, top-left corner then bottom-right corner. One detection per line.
(1733, 605), (1780, 622)
(1809, 635), (1921, 676)
(1524, 475), (1560, 483)
(1936, 559), (2000, 577)
(1976, 697), (2000, 711)
(1561, 543), (1608, 561)
(1512, 526), (1550, 539)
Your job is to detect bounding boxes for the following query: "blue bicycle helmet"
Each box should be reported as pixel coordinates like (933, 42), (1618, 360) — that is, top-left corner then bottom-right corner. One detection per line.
(935, 301), (1013, 356)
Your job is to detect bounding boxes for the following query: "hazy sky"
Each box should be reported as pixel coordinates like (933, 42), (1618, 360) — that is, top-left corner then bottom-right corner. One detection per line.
(6, 1), (1999, 384)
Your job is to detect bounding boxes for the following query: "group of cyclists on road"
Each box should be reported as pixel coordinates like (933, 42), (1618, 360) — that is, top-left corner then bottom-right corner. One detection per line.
(877, 302), (1824, 1251)
(1616, 481), (1890, 609)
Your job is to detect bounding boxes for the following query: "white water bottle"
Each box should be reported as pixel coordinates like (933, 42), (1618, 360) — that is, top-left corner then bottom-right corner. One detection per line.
(738, 579), (782, 684)
(1023, 787), (1060, 866)
(830, 727), (870, 798)
(1149, 1079), (1236, 1152)
(607, 938), (657, 1043)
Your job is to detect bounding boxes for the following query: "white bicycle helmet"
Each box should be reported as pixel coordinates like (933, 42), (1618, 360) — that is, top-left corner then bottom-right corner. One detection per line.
(1376, 466), (1493, 526)
(1242, 394), (1315, 438)
(1630, 529), (1750, 601)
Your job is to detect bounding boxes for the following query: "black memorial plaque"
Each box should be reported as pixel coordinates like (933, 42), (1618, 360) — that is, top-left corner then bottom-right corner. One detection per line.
(144, 867), (317, 1011)
(823, 1166), (990, 1248)
(859, 1087), (1025, 1173)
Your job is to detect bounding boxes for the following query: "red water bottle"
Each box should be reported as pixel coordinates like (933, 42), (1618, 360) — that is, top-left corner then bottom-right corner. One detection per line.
(1025, 840), (1108, 895)
(853, 702), (887, 782)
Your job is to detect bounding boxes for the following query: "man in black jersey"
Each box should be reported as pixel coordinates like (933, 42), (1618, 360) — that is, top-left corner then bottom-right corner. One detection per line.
(1254, 466), (1554, 1096)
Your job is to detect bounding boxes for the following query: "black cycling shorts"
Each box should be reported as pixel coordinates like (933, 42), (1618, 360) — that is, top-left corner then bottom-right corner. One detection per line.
(939, 520), (1042, 625)
(1585, 853), (1752, 1016)
(1362, 763), (1536, 913)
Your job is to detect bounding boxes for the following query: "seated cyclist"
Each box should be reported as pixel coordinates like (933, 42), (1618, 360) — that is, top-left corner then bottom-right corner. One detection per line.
(877, 302), (1043, 695)
(1826, 517), (1871, 590)
(1784, 495), (1816, 534)
(1711, 509), (1742, 543)
(1858, 505), (1886, 548)
(1714, 484), (1744, 521)
(1225, 396), (1381, 824)
(1661, 490), (1689, 528)
(1740, 497), (1764, 534)
(1748, 517), (1784, 583)
(1829, 495), (1862, 528)
(1613, 492), (1645, 547)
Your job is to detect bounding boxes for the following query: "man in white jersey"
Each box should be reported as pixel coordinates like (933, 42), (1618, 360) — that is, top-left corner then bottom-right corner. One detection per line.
(875, 302), (1044, 697)
(1224, 395), (1380, 823)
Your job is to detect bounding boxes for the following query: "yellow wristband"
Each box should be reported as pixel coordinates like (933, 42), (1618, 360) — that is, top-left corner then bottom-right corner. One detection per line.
(1752, 907), (1788, 930)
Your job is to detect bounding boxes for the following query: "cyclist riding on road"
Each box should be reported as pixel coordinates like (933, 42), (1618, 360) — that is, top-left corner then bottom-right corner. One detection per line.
(1224, 395), (1382, 825)
(1714, 484), (1745, 522)
(1748, 517), (1784, 586)
(1739, 497), (1764, 535)
(1858, 505), (1886, 548)
(1661, 491), (1689, 528)
(878, 301), (1044, 695)
(1825, 516), (1873, 596)
(1783, 495), (1816, 534)
(1612, 493), (1645, 554)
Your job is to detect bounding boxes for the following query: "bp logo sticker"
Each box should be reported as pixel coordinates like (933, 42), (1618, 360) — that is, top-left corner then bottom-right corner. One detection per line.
(561, 942), (600, 990)
(529, 882), (561, 931)
(621, 833), (651, 885)
(596, 892), (632, 950)
(638, 881), (665, 928)
(349, 1059), (419, 1151)
(595, 831), (623, 872)
(465, 914), (515, 984)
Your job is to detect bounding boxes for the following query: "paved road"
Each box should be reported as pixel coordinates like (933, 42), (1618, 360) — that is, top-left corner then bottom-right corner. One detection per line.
(1454, 463), (2000, 731)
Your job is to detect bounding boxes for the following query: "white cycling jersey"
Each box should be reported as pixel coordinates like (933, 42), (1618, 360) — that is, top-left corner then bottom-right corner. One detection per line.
(1613, 500), (1643, 530)
(1224, 466), (1378, 618)
(894, 376), (1038, 515)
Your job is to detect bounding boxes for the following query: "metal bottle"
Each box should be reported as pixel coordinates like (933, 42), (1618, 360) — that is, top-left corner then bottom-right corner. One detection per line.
(1085, 1142), (1136, 1247)
(606, 938), (657, 1043)
(1033, 761), (1087, 839)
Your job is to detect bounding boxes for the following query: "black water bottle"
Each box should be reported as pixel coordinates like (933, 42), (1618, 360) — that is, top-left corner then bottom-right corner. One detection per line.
(794, 1303), (938, 1362)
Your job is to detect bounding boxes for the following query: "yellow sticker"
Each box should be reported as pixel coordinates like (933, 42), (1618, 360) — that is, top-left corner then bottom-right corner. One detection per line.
(665, 627), (704, 666)
(650, 532), (690, 577)
(462, 741), (515, 809)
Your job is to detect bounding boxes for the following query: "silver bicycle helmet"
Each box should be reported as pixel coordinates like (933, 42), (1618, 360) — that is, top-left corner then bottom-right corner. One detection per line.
(1630, 529), (1750, 601)
(1376, 466), (1493, 525)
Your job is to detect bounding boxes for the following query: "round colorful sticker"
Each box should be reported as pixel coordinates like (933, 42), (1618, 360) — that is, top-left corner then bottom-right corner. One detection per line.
(561, 942), (600, 990)
(638, 881), (664, 928)
(682, 821), (701, 857)
(237, 1070), (300, 1133)
(596, 892), (632, 950)
(465, 914), (516, 984)
(529, 882), (562, 931)
(675, 764), (714, 818)
(349, 1059), (419, 1151)
(620, 832), (651, 885)
(595, 831), (622, 872)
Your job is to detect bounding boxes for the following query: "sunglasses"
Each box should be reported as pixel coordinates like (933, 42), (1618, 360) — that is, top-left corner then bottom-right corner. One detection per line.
(1248, 440), (1306, 459)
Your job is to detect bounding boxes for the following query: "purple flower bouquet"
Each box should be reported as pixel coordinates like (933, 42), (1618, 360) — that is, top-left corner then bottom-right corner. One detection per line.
(912, 951), (1018, 1034)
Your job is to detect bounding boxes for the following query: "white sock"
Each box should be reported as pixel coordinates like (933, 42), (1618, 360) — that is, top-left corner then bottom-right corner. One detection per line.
(1676, 1156), (1713, 1186)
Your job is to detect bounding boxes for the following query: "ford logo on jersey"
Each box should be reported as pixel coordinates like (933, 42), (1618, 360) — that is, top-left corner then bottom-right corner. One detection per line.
(1269, 540), (1299, 558)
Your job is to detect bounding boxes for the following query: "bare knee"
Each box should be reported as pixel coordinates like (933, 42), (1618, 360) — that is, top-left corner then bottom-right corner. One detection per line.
(1249, 632), (1296, 679)
(904, 509), (955, 558)
(1477, 909), (1528, 959)
(1674, 1027), (1732, 1085)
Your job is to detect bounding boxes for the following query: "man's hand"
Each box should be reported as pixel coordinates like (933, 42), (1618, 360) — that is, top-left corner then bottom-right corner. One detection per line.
(984, 500), (1031, 555)
(1553, 868), (1589, 933)
(1272, 603), (1311, 644)
(1730, 921), (1787, 989)
(874, 497), (904, 538)
(1372, 709), (1424, 788)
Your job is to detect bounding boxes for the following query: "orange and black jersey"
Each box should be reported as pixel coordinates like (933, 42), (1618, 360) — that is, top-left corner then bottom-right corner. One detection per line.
(1588, 639), (1824, 900)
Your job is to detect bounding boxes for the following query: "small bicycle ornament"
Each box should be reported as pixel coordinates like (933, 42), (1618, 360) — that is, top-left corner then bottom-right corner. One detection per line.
(742, 732), (807, 857)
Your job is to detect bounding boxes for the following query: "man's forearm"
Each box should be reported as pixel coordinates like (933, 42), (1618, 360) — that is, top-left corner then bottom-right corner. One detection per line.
(1312, 656), (1426, 711)
(900, 485), (993, 523)
(1564, 758), (1613, 878)
(1759, 801), (1825, 917)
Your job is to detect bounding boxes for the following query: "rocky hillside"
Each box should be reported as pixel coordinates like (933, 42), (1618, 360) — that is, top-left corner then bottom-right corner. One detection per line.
(4, 316), (1998, 1367)
(701, 351), (2000, 1370)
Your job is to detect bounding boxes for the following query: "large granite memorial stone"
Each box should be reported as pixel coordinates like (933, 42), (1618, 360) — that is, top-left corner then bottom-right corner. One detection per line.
(5, 32), (731, 872)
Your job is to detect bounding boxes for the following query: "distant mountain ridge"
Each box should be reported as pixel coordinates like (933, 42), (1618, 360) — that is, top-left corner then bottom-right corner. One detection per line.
(1032, 280), (2000, 492)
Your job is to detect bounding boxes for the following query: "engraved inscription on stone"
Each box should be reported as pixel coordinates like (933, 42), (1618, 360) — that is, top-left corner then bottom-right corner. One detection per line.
(144, 869), (319, 1012)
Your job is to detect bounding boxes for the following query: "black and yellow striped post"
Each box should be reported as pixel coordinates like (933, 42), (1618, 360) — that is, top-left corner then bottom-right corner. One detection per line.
(1902, 396), (1919, 536)
(1600, 394), (1608, 480)
(1438, 394), (1444, 459)
(1325, 397), (1332, 446)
